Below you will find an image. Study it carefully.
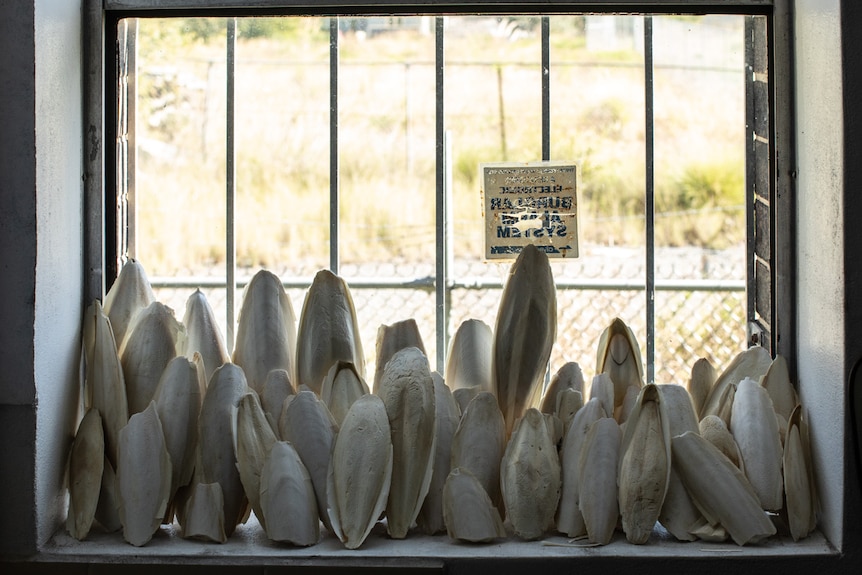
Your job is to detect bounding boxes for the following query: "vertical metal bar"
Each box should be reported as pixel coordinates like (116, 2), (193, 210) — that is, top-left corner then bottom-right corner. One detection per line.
(644, 16), (656, 384)
(330, 17), (340, 274)
(541, 15), (551, 385)
(116, 20), (129, 273)
(771, 0), (796, 376)
(127, 19), (138, 259)
(435, 16), (447, 375)
(226, 17), (237, 352)
(85, 0), (106, 302)
(541, 16), (550, 161)
(445, 130), (454, 363)
(744, 16), (756, 332)
(405, 62), (412, 179)
(496, 65), (507, 160)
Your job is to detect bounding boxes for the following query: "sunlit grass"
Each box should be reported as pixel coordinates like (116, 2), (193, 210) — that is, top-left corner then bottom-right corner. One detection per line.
(133, 15), (746, 273)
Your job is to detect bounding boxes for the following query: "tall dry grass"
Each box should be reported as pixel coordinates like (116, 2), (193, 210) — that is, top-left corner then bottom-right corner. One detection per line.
(133, 15), (746, 275)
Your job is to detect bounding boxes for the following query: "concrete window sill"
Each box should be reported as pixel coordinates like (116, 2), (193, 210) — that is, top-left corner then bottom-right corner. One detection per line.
(16, 517), (837, 574)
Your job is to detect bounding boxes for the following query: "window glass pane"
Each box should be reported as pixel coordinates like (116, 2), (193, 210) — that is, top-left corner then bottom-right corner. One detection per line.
(546, 15), (647, 374)
(338, 17), (438, 372)
(651, 15), (748, 383)
(125, 11), (759, 386)
(446, 15), (545, 371)
(133, 17), (229, 321)
(232, 16), (330, 276)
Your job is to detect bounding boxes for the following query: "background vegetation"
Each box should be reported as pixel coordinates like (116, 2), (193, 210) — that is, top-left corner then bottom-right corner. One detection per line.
(133, 15), (746, 273)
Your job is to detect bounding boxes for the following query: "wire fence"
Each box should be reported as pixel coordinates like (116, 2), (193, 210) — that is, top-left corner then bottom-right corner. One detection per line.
(149, 245), (746, 391)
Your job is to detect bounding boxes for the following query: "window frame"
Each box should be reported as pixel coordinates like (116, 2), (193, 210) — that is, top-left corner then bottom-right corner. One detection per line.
(85, 0), (795, 379)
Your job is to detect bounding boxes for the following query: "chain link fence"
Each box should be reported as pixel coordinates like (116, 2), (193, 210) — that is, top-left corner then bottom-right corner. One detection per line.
(150, 245), (746, 391)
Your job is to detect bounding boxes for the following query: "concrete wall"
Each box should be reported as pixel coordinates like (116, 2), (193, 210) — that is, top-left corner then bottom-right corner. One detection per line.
(33, 0), (85, 549)
(0, 0), (83, 556)
(794, 0), (846, 550)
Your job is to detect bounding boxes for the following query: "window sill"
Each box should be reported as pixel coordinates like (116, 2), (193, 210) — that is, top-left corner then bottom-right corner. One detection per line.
(18, 517), (838, 574)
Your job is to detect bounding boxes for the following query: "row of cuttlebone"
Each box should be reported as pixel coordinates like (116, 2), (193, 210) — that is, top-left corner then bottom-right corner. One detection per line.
(66, 245), (816, 548)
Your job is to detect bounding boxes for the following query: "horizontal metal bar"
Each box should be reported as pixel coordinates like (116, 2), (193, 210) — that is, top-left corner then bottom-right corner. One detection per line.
(107, 0), (774, 12)
(147, 57), (745, 77)
(150, 275), (745, 292)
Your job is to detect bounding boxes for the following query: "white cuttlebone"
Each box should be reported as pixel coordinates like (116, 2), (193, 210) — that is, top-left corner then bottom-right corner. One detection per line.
(197, 363), (250, 536)
(234, 391), (278, 530)
(452, 385), (481, 415)
(120, 301), (185, 416)
(326, 394), (393, 549)
(153, 355), (201, 521)
(83, 300), (128, 468)
(103, 258), (155, 349)
(117, 401), (172, 546)
(66, 409), (105, 540)
(191, 353), (207, 402)
(376, 346), (437, 539)
(714, 382), (737, 428)
(730, 377), (784, 511)
(544, 412), (564, 446)
(320, 360), (370, 426)
(232, 269), (297, 396)
(279, 390), (339, 533)
(761, 354), (798, 425)
(671, 431), (776, 546)
(500, 408), (561, 540)
(689, 517), (728, 542)
(701, 346), (772, 420)
(699, 414), (745, 472)
(540, 361), (585, 414)
(555, 388), (583, 437)
(450, 390), (507, 514)
(659, 383), (700, 439)
(260, 441), (320, 546)
(616, 384), (640, 424)
(618, 384), (671, 544)
(557, 397), (607, 537)
(577, 417), (621, 545)
(492, 244), (557, 438)
(295, 269), (365, 394)
(373, 318), (426, 394)
(95, 455), (121, 532)
(655, 384), (703, 541)
(660, 468), (702, 542)
(595, 317), (644, 409)
(261, 368), (294, 436)
(784, 404), (817, 541)
(588, 373), (616, 424)
(180, 482), (226, 543)
(688, 357), (717, 417)
(776, 412), (789, 447)
(417, 372), (461, 535)
(183, 289), (229, 384)
(442, 467), (507, 543)
(445, 318), (493, 392)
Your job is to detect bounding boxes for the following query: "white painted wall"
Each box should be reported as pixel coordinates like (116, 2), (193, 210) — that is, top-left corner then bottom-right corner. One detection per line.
(33, 0), (85, 548)
(794, 0), (845, 549)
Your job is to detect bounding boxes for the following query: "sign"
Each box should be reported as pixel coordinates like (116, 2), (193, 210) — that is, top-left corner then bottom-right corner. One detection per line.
(481, 162), (579, 260)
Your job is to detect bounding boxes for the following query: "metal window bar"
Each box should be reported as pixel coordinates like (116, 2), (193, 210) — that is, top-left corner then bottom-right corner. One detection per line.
(226, 18), (238, 351)
(644, 16), (656, 384)
(435, 16), (447, 374)
(99, 4), (783, 383)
